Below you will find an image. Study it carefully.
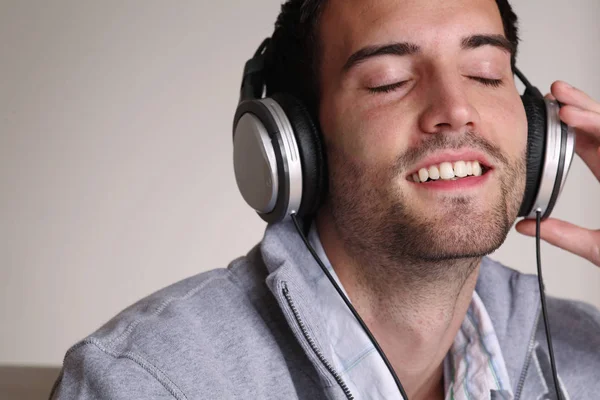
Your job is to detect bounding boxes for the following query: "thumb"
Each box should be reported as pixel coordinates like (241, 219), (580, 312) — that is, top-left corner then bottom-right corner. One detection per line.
(515, 218), (600, 266)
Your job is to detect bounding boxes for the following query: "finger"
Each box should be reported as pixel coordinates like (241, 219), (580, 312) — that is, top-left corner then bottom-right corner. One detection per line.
(515, 218), (600, 266)
(559, 105), (600, 137)
(574, 131), (600, 181)
(545, 92), (556, 101)
(550, 81), (600, 114)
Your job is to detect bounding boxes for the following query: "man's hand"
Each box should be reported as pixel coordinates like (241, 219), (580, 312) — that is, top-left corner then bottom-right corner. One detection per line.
(515, 81), (600, 266)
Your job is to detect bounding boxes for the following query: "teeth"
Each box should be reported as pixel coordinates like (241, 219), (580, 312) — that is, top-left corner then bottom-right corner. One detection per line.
(472, 161), (482, 176)
(454, 161), (467, 178)
(410, 160), (486, 183)
(428, 165), (440, 180)
(439, 162), (455, 180)
(418, 168), (429, 183)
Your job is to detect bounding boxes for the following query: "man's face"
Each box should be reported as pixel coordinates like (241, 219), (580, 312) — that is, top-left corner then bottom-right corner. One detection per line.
(318, 0), (527, 263)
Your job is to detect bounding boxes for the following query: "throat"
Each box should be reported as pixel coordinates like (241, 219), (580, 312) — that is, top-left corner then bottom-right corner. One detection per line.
(339, 256), (481, 353)
(351, 259), (480, 400)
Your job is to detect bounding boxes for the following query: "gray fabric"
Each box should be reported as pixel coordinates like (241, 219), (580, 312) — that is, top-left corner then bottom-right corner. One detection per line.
(50, 220), (600, 399)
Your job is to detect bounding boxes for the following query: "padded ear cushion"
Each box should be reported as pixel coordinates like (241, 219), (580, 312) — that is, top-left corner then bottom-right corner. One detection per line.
(270, 93), (326, 218)
(518, 94), (547, 217)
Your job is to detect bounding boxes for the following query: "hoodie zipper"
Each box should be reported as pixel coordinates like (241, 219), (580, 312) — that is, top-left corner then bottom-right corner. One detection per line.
(282, 283), (354, 400)
(514, 308), (541, 400)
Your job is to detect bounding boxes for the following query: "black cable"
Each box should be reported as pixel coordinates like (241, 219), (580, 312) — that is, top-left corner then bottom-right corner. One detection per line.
(535, 210), (562, 400)
(514, 68), (533, 89)
(290, 213), (409, 400)
(514, 68), (544, 99)
(254, 38), (271, 57)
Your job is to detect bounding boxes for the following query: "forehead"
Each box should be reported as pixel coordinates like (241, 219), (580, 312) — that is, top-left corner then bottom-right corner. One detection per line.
(320, 0), (505, 56)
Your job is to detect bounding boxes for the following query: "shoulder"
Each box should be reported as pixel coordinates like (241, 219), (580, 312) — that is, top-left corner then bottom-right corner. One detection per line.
(87, 244), (270, 348)
(52, 244), (295, 398)
(532, 296), (600, 396)
(481, 256), (600, 343)
(479, 257), (600, 394)
(543, 295), (600, 347)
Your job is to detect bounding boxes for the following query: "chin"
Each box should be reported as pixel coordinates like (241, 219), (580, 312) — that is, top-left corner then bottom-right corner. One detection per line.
(397, 200), (513, 262)
(411, 237), (505, 262)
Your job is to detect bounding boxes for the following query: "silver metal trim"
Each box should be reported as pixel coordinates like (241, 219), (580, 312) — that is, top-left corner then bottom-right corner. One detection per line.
(260, 98), (303, 217)
(558, 125), (576, 198)
(233, 113), (279, 213)
(526, 99), (562, 218)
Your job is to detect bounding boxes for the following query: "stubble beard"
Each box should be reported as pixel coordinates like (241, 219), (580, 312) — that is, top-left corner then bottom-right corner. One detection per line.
(325, 132), (526, 293)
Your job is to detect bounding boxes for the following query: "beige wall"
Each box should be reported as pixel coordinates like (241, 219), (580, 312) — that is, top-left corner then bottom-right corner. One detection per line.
(1, 0), (599, 372)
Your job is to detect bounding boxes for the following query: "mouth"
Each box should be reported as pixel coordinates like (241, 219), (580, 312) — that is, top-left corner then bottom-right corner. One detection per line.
(407, 160), (492, 184)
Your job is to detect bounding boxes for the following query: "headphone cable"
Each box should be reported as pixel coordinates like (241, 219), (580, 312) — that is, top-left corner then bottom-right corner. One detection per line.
(535, 210), (562, 400)
(291, 213), (410, 399)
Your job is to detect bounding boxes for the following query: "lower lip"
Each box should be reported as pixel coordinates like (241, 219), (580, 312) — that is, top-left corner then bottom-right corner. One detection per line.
(409, 171), (491, 190)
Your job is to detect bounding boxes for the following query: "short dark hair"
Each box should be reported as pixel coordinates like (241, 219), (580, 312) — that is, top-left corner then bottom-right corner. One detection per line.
(264, 0), (520, 118)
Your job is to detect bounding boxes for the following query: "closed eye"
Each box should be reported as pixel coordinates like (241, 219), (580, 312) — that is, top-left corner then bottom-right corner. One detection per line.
(367, 81), (409, 94)
(368, 77), (503, 94)
(470, 77), (504, 87)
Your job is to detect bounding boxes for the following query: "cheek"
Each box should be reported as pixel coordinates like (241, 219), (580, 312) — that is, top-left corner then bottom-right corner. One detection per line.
(322, 95), (415, 169)
(484, 94), (528, 158)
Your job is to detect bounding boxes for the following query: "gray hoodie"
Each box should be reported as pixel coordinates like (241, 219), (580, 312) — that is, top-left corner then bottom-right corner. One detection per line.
(50, 221), (600, 399)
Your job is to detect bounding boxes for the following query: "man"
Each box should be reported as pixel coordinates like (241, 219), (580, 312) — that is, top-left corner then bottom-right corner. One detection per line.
(51, 0), (600, 399)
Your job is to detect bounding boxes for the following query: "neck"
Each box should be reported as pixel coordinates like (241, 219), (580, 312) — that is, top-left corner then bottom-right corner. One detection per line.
(315, 210), (481, 400)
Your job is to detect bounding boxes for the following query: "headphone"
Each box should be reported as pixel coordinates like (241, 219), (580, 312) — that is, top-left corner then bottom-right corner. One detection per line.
(232, 38), (575, 223)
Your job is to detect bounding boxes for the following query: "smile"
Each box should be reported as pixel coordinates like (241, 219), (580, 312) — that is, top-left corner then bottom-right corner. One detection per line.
(409, 160), (491, 183)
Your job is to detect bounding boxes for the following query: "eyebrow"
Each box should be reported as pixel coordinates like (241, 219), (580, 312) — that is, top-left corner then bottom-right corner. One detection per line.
(461, 34), (514, 54)
(341, 34), (514, 73)
(342, 42), (420, 73)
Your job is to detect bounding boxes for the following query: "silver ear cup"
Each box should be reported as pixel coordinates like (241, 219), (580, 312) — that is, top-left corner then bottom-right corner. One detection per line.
(233, 113), (279, 213)
(525, 99), (575, 219)
(233, 98), (304, 221)
(260, 98), (304, 218)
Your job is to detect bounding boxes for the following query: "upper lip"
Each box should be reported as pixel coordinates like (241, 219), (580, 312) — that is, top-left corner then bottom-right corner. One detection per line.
(406, 149), (494, 177)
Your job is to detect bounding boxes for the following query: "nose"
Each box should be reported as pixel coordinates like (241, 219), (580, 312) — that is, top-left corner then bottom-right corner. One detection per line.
(418, 76), (481, 134)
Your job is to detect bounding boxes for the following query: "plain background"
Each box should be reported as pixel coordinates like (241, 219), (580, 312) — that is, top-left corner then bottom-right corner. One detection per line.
(1, 0), (599, 387)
